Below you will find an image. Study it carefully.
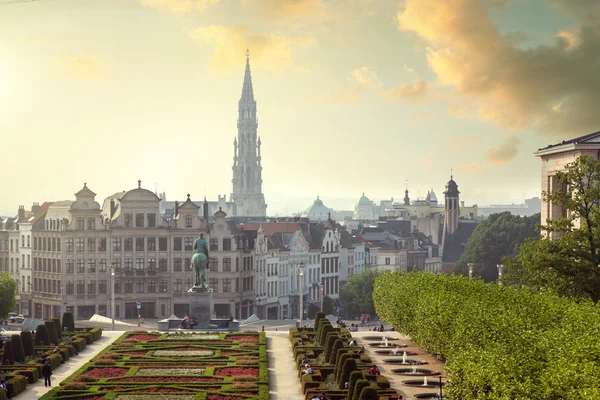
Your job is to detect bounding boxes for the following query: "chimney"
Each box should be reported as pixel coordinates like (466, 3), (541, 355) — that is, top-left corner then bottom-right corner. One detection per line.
(174, 200), (179, 217)
(18, 205), (25, 218)
(110, 199), (116, 218)
(461, 201), (465, 208)
(203, 199), (209, 220)
(31, 202), (41, 214)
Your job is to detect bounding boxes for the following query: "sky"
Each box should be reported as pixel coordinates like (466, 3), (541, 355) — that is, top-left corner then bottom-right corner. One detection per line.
(1, 0), (599, 216)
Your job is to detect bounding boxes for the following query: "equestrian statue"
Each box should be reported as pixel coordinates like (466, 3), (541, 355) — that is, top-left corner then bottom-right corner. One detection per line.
(191, 233), (210, 289)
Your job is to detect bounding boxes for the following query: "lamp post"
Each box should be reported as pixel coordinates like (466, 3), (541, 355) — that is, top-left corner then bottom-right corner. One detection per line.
(110, 263), (115, 331)
(497, 264), (503, 286)
(319, 283), (324, 312)
(298, 263), (305, 327)
(467, 263), (474, 279)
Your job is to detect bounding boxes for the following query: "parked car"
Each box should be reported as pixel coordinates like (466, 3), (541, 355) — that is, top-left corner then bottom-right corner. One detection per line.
(0, 327), (22, 341)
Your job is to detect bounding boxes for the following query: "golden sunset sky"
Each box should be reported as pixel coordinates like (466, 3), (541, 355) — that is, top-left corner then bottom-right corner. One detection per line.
(1, 0), (599, 215)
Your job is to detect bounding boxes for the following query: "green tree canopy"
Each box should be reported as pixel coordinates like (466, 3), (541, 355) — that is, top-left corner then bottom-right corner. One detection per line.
(453, 211), (540, 281)
(339, 269), (382, 317)
(0, 272), (17, 320)
(506, 155), (600, 303)
(322, 295), (335, 315)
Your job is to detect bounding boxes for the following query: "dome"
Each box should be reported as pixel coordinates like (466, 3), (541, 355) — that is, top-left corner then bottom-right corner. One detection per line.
(313, 196), (324, 206)
(302, 196), (332, 221)
(358, 192), (372, 206)
(429, 189), (438, 202)
(444, 176), (460, 197)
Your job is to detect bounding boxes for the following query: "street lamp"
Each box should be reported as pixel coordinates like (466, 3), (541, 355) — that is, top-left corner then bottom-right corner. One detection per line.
(298, 263), (305, 327)
(319, 283), (324, 312)
(110, 263), (115, 331)
(467, 263), (474, 279)
(497, 264), (503, 286)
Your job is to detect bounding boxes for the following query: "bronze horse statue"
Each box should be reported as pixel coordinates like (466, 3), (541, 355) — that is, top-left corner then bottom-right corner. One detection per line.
(191, 252), (208, 289)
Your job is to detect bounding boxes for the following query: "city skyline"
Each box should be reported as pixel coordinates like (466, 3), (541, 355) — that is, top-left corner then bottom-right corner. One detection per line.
(2, 0), (599, 215)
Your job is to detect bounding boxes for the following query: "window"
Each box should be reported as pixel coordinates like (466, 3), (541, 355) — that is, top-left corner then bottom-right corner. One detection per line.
(27, 236), (30, 248)
(223, 238), (231, 251)
(159, 280), (168, 292)
(148, 281), (156, 292)
(125, 280), (133, 293)
(159, 237), (167, 251)
(184, 258), (190, 269)
(209, 279), (218, 292)
(236, 258), (240, 271)
(88, 280), (96, 294)
(66, 280), (74, 295)
(173, 238), (182, 251)
(77, 259), (85, 273)
(99, 259), (107, 272)
(147, 258), (156, 272)
(98, 238), (106, 252)
(147, 213), (156, 228)
(76, 238), (85, 252)
(66, 260), (74, 273)
(124, 237), (133, 252)
(185, 215), (192, 228)
(136, 213), (145, 227)
(114, 280), (121, 294)
(159, 258), (168, 272)
(135, 258), (144, 271)
(113, 258), (122, 272)
(88, 259), (96, 273)
(87, 238), (96, 252)
(210, 238), (218, 251)
(174, 258), (182, 272)
(174, 279), (182, 292)
(136, 281), (144, 293)
(77, 218), (85, 230)
(223, 257), (231, 272)
(147, 237), (156, 251)
(385, 257), (390, 265)
(77, 279), (85, 294)
(123, 213), (133, 227)
(136, 237), (144, 251)
(124, 258), (133, 272)
(87, 218), (95, 230)
(223, 279), (231, 292)
(51, 238), (56, 252)
(184, 237), (193, 251)
(113, 237), (122, 252)
(99, 280), (107, 294)
(209, 258), (218, 270)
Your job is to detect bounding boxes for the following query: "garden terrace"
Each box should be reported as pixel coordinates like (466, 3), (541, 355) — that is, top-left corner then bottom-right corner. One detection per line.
(289, 312), (396, 400)
(39, 331), (268, 400)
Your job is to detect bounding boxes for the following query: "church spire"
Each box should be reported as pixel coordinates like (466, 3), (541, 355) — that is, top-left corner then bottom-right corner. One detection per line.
(240, 49), (254, 102)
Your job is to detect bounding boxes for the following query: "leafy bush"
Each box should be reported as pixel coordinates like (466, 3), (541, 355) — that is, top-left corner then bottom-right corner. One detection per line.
(62, 311), (75, 332)
(34, 324), (50, 346)
(352, 379), (370, 400)
(20, 330), (34, 358)
(44, 321), (59, 345)
(88, 328), (102, 341)
(374, 271), (600, 399)
(51, 318), (61, 340)
(10, 335), (25, 363)
(358, 386), (378, 400)
(347, 371), (363, 400)
(14, 367), (38, 383)
(5, 375), (26, 397)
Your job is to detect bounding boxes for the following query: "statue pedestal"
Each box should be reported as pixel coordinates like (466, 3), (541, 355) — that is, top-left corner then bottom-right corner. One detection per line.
(188, 288), (213, 329)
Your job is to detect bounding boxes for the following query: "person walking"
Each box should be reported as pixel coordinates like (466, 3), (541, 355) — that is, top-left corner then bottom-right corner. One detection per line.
(42, 361), (52, 387)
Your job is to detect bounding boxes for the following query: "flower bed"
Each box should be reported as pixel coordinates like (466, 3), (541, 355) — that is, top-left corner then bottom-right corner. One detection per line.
(40, 330), (268, 399)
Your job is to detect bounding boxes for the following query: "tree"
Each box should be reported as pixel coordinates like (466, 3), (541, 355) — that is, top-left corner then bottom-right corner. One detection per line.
(339, 270), (381, 317)
(322, 295), (335, 315)
(453, 212), (540, 282)
(0, 272), (17, 320)
(507, 155), (600, 304)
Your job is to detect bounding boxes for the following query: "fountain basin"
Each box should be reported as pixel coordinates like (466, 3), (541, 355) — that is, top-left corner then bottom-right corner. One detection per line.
(413, 394), (445, 399)
(383, 358), (427, 365)
(402, 379), (445, 388)
(368, 343), (408, 348)
(392, 368), (440, 376)
(361, 336), (399, 341)
(374, 350), (417, 356)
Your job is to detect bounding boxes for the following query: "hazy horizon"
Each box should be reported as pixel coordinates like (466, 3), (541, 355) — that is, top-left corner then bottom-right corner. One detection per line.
(2, 0), (599, 216)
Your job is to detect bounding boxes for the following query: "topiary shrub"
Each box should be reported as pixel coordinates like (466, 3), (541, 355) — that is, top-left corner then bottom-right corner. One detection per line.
(314, 312), (326, 330)
(45, 321), (58, 345)
(324, 334), (337, 362)
(319, 323), (334, 345)
(51, 318), (61, 340)
(1, 340), (14, 365)
(10, 334), (25, 363)
(338, 358), (357, 389)
(335, 352), (351, 384)
(358, 386), (378, 400)
(62, 311), (75, 332)
(34, 324), (50, 346)
(20, 330), (34, 358)
(353, 379), (370, 400)
(347, 370), (364, 400)
(329, 339), (344, 365)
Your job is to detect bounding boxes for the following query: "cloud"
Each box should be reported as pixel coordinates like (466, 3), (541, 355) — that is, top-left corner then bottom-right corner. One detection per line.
(189, 25), (293, 72)
(456, 163), (481, 174)
(56, 54), (106, 81)
(387, 78), (429, 101)
(138, 0), (219, 13)
(404, 64), (415, 73)
(448, 137), (480, 149)
(242, 0), (327, 21)
(396, 0), (600, 137)
(309, 66), (380, 102)
(486, 135), (520, 165)
(349, 67), (381, 89)
(307, 85), (361, 103)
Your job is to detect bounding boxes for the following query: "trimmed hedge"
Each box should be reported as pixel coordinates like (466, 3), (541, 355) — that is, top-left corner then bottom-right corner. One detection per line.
(20, 330), (34, 358)
(62, 312), (75, 332)
(358, 386), (378, 400)
(347, 370), (363, 400)
(1, 341), (14, 365)
(5, 375), (26, 397)
(51, 318), (62, 340)
(45, 321), (59, 345)
(352, 379), (370, 400)
(34, 324), (50, 346)
(10, 335), (25, 363)
(329, 339), (343, 365)
(338, 358), (357, 389)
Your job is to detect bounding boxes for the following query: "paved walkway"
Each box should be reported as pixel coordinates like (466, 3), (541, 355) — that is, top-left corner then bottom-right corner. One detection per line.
(16, 331), (122, 399)
(267, 332), (304, 400)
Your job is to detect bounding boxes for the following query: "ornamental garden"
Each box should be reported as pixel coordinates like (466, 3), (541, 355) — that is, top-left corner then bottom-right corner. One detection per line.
(36, 330), (267, 400)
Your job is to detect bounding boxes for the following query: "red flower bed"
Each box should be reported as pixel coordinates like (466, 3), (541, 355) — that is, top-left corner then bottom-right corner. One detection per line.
(215, 367), (259, 377)
(111, 377), (223, 383)
(129, 363), (226, 367)
(127, 334), (160, 341)
(226, 335), (258, 341)
(208, 395), (245, 400)
(122, 351), (147, 355)
(85, 368), (129, 378)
